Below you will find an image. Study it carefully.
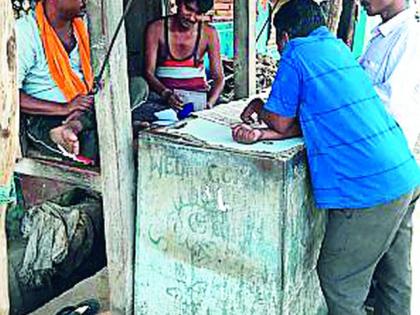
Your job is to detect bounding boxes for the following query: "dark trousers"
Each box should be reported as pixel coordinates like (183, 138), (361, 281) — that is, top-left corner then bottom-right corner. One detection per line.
(317, 187), (420, 315)
(22, 110), (99, 162)
(131, 92), (169, 123)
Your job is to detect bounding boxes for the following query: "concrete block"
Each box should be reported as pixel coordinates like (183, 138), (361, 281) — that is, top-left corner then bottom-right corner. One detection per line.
(135, 115), (327, 315)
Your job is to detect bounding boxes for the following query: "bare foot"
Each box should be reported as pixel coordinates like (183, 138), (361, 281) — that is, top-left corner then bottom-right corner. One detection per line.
(50, 125), (79, 155)
(132, 121), (151, 135)
(133, 121), (150, 129)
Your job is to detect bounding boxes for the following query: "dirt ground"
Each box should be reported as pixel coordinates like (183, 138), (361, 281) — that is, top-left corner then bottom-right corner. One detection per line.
(29, 268), (109, 315)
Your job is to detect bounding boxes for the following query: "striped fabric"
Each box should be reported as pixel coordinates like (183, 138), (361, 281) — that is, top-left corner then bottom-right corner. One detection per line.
(264, 26), (420, 209)
(156, 59), (208, 91)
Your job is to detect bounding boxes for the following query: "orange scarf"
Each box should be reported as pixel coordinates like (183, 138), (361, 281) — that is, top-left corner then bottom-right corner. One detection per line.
(35, 2), (93, 102)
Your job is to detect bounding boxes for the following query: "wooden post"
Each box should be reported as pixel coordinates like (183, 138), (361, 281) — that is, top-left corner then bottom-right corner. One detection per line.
(337, 0), (358, 47)
(234, 0), (257, 99)
(0, 0), (19, 314)
(124, 0), (163, 76)
(87, 0), (136, 314)
(0, 0), (19, 187)
(320, 0), (343, 34)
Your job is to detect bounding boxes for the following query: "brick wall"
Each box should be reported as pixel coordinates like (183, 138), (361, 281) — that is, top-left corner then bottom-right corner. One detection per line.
(168, 0), (234, 21)
(212, 0), (274, 21)
(212, 0), (234, 21)
(168, 0), (279, 22)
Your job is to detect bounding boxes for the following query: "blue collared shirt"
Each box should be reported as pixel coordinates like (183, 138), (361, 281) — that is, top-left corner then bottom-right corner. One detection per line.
(265, 26), (420, 209)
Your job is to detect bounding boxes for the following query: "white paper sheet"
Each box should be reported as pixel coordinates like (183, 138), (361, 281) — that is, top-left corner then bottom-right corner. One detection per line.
(172, 118), (304, 153)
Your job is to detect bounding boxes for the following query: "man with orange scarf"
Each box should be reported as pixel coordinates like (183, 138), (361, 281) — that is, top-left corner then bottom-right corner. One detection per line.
(16, 0), (98, 163)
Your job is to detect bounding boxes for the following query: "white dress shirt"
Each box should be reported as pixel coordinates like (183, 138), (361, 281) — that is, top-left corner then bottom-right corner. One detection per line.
(360, 8), (420, 149)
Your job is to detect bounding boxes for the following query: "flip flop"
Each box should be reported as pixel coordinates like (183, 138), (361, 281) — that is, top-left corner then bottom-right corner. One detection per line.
(55, 298), (100, 315)
(57, 144), (95, 166)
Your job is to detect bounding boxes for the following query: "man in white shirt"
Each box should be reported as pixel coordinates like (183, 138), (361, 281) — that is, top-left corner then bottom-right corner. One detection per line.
(360, 2), (420, 313)
(360, 0), (420, 150)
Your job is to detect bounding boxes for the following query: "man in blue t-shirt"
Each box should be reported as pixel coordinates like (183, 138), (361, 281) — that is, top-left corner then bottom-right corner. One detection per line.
(232, 0), (420, 313)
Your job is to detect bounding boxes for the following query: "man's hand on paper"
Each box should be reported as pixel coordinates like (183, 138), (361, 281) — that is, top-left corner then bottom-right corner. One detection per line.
(231, 123), (263, 144)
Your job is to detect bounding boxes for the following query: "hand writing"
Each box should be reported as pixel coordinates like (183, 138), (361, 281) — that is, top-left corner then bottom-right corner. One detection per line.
(240, 98), (264, 124)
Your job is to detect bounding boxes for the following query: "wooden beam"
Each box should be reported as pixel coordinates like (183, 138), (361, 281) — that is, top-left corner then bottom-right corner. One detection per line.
(0, 0), (19, 188)
(15, 158), (101, 192)
(0, 1), (18, 313)
(320, 0), (343, 34)
(234, 0), (257, 99)
(88, 0), (136, 313)
(124, 0), (163, 76)
(337, 0), (357, 46)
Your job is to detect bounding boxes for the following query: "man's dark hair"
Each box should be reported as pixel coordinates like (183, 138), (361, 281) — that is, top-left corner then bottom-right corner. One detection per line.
(182, 0), (214, 14)
(273, 0), (326, 38)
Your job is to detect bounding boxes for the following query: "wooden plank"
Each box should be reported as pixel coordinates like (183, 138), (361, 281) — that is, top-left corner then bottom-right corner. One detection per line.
(15, 158), (101, 192)
(0, 1), (18, 314)
(88, 0), (136, 313)
(234, 0), (257, 99)
(0, 0), (19, 187)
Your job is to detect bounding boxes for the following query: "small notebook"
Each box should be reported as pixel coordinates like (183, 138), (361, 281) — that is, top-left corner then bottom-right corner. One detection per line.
(173, 89), (207, 111)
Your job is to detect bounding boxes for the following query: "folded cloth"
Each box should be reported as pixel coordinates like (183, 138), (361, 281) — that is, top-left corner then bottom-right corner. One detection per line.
(19, 197), (98, 288)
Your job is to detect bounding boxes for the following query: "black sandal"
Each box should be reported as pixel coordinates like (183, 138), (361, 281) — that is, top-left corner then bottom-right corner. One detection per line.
(55, 299), (100, 315)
